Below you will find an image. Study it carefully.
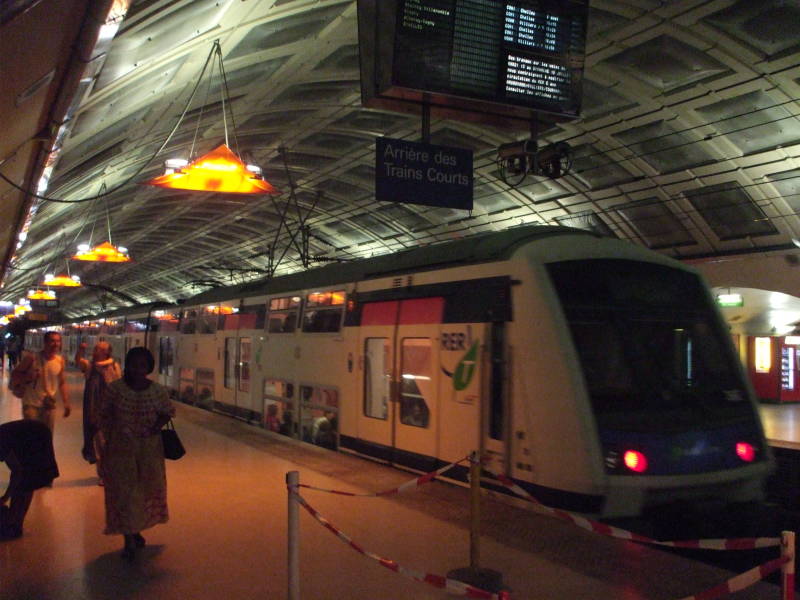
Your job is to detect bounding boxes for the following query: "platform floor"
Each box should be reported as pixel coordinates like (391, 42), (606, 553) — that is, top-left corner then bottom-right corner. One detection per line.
(760, 403), (800, 449)
(0, 369), (782, 599)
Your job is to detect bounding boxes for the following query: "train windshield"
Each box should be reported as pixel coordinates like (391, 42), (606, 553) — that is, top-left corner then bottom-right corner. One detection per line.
(547, 259), (755, 432)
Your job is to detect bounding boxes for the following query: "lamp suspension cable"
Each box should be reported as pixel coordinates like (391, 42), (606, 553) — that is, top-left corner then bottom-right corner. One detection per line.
(105, 196), (113, 246)
(215, 40), (240, 156)
(0, 41), (221, 203)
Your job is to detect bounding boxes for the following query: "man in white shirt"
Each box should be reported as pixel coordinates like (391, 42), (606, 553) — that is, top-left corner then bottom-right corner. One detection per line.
(10, 332), (71, 432)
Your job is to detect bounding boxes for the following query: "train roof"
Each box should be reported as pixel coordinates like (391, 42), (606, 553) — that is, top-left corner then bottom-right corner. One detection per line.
(185, 225), (595, 306)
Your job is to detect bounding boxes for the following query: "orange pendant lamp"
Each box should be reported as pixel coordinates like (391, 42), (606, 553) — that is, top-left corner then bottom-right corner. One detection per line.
(144, 144), (277, 194)
(43, 273), (81, 287)
(73, 241), (131, 262)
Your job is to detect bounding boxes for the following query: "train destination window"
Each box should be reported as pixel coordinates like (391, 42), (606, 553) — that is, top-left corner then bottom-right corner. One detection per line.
(302, 290), (345, 333)
(264, 379), (296, 438)
(400, 338), (431, 428)
(268, 296), (301, 333)
(364, 338), (390, 420)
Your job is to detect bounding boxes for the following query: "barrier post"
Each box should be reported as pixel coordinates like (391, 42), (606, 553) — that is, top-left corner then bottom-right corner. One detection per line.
(783, 530), (795, 600)
(469, 450), (481, 570)
(447, 451), (505, 594)
(287, 471), (300, 600)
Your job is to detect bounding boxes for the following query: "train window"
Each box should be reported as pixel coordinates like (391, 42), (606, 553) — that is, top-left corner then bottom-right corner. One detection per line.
(125, 319), (147, 334)
(550, 259), (754, 429)
(364, 338), (390, 420)
(302, 290), (346, 333)
(268, 296), (301, 333)
(155, 312), (180, 332)
(399, 338), (431, 428)
(264, 378), (296, 438)
(238, 304), (266, 330)
(307, 290), (345, 307)
(300, 385), (339, 449)
(198, 307), (219, 334)
(181, 309), (197, 334)
(196, 368), (215, 409)
(224, 338), (236, 389)
(179, 367), (195, 404)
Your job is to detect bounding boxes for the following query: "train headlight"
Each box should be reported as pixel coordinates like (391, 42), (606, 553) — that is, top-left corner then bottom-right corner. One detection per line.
(623, 450), (648, 473)
(735, 442), (756, 463)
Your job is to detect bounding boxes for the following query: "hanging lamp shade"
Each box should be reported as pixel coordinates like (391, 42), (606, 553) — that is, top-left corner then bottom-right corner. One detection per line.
(144, 144), (277, 194)
(27, 289), (57, 300)
(14, 303), (31, 316)
(73, 241), (131, 262)
(43, 273), (82, 287)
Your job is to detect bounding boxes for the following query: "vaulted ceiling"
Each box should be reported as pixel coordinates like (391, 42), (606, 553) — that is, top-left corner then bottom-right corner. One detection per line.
(2, 0), (800, 318)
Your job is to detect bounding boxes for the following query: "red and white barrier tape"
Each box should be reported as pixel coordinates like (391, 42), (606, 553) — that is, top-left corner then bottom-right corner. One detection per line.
(297, 455), (469, 497)
(481, 464), (781, 551)
(676, 555), (788, 600)
(289, 486), (509, 599)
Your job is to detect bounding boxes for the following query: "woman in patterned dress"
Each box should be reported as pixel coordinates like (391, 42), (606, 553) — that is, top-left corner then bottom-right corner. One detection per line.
(99, 347), (175, 560)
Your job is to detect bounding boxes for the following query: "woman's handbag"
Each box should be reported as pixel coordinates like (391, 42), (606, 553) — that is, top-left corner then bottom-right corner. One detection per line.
(161, 420), (186, 460)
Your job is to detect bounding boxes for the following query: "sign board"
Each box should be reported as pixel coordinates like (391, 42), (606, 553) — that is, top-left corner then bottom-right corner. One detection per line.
(375, 137), (473, 209)
(358, 0), (588, 125)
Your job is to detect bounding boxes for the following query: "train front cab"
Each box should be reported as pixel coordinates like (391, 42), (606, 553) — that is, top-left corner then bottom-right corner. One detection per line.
(523, 237), (774, 518)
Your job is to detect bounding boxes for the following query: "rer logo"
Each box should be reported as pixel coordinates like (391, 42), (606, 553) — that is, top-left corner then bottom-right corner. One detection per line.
(441, 339), (480, 391)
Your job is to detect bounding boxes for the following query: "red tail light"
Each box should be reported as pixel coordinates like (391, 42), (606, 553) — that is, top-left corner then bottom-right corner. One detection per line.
(736, 442), (756, 462)
(623, 450), (648, 473)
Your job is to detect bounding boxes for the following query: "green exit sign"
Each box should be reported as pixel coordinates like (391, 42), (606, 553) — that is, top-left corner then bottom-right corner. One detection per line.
(716, 293), (743, 307)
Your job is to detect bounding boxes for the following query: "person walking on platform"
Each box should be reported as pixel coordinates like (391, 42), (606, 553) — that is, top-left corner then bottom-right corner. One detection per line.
(75, 341), (121, 484)
(10, 332), (71, 432)
(0, 419), (59, 539)
(6, 336), (20, 370)
(98, 347), (175, 561)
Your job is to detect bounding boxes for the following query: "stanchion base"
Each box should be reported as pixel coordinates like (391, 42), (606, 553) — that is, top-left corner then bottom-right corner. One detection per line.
(446, 566), (506, 594)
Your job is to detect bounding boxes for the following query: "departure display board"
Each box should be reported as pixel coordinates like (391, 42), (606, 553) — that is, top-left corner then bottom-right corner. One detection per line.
(379, 0), (588, 120)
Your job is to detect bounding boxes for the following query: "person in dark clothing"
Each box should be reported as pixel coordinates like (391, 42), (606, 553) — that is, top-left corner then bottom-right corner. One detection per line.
(0, 420), (59, 539)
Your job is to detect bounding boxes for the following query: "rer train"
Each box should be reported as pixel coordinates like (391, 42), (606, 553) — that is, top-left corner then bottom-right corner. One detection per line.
(34, 226), (773, 518)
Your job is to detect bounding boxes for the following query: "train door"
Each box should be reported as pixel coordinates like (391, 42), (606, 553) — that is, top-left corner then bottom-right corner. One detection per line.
(482, 322), (508, 475)
(358, 297), (442, 469)
(223, 334), (252, 415)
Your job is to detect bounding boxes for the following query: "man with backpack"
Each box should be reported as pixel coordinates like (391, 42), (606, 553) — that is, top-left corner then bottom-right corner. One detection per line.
(10, 332), (71, 432)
